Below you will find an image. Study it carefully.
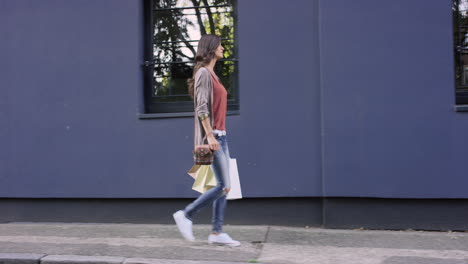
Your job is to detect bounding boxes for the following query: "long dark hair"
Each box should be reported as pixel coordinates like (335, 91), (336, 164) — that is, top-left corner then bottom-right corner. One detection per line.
(187, 34), (222, 98)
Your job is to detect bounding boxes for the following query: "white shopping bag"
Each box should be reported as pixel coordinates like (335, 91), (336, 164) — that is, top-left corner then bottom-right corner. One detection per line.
(227, 158), (242, 200)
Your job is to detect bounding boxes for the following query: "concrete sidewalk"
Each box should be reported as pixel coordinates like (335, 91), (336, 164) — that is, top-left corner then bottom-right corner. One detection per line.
(0, 223), (468, 264)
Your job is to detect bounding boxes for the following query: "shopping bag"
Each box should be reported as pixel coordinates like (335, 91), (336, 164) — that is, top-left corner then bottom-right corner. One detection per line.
(227, 158), (242, 200)
(187, 164), (201, 179)
(188, 164), (216, 193)
(187, 159), (242, 199)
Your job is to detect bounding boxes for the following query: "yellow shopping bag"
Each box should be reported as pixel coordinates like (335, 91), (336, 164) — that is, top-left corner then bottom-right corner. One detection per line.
(188, 165), (217, 193)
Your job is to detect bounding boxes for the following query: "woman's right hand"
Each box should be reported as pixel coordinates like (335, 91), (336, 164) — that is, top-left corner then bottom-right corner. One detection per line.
(207, 134), (220, 151)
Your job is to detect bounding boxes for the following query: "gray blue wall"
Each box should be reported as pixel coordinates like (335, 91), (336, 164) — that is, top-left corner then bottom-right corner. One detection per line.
(320, 0), (468, 198)
(0, 0), (465, 199)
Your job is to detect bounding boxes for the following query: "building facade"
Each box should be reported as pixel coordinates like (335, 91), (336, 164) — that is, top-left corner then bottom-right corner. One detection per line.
(1, 0), (467, 230)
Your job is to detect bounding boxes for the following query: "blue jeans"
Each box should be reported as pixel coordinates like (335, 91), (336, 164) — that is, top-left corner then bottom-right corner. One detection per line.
(184, 134), (231, 233)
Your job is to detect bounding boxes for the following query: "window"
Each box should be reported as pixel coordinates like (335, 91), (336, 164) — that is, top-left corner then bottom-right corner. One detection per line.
(453, 0), (468, 105)
(142, 0), (239, 115)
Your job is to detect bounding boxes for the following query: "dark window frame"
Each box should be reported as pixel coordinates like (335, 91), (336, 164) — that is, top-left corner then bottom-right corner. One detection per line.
(453, 0), (468, 106)
(142, 0), (240, 116)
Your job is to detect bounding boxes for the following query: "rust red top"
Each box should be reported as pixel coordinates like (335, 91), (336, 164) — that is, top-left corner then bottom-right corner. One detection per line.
(209, 71), (227, 131)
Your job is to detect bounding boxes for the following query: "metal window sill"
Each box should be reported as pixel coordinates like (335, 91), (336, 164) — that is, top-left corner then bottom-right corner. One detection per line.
(138, 110), (240, 119)
(453, 105), (468, 112)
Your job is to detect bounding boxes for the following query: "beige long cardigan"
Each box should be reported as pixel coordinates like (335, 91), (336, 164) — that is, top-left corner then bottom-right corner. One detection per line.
(192, 67), (232, 189)
(193, 67), (214, 148)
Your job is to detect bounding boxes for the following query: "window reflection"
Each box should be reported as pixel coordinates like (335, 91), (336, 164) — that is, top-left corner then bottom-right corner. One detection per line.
(152, 0), (237, 103)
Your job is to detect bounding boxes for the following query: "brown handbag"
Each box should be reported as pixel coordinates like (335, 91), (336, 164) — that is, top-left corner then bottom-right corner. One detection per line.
(193, 141), (213, 165)
(193, 133), (213, 165)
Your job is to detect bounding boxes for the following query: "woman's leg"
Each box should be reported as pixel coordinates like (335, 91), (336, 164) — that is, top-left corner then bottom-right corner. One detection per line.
(212, 194), (227, 233)
(205, 135), (240, 246)
(211, 135), (231, 233)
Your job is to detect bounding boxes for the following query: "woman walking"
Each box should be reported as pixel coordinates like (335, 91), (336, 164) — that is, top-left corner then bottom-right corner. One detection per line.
(173, 34), (240, 247)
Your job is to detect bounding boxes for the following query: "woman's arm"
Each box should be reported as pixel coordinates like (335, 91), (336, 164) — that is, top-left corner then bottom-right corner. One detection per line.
(195, 68), (219, 151)
(194, 69), (211, 119)
(200, 117), (219, 151)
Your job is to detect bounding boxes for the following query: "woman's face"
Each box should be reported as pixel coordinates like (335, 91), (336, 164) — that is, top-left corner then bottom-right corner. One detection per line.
(215, 44), (224, 59)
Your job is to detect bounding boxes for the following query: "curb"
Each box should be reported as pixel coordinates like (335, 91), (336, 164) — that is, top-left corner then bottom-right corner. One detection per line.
(0, 253), (260, 264)
(0, 253), (46, 264)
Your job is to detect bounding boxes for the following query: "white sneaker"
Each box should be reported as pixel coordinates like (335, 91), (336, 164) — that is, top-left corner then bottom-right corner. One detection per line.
(208, 233), (241, 247)
(173, 210), (195, 241)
